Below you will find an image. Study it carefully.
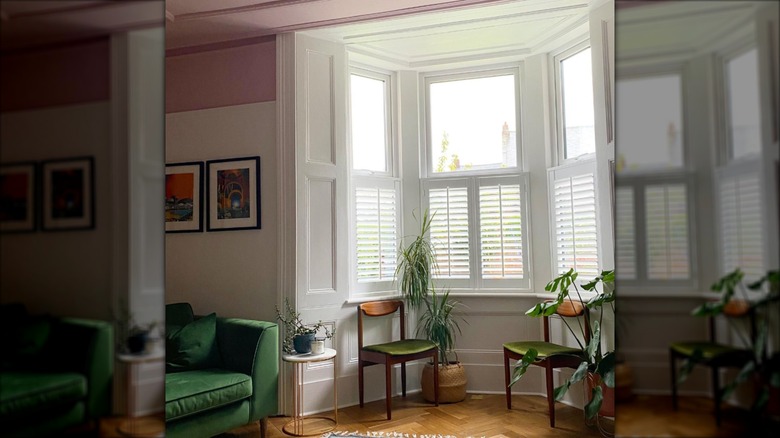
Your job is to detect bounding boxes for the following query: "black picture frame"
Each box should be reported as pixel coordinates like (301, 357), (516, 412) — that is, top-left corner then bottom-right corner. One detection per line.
(40, 157), (95, 231)
(206, 156), (261, 232)
(0, 161), (37, 233)
(165, 161), (204, 233)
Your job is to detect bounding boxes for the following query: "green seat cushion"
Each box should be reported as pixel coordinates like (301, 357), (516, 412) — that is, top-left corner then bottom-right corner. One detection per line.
(363, 339), (436, 356)
(670, 341), (747, 360)
(0, 372), (86, 417)
(503, 341), (583, 358)
(166, 313), (222, 372)
(165, 369), (252, 421)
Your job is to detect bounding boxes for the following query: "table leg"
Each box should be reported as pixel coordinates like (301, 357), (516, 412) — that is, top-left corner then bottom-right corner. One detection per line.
(333, 356), (338, 425)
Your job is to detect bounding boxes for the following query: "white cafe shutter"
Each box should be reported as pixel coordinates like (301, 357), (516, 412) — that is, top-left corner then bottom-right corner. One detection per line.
(355, 185), (397, 283)
(615, 186), (637, 280)
(645, 183), (690, 280)
(429, 186), (470, 279)
(479, 183), (524, 279)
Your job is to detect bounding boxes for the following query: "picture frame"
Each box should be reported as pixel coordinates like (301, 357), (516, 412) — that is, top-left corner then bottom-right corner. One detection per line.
(0, 162), (37, 233)
(206, 156), (261, 231)
(165, 162), (204, 233)
(41, 157), (94, 231)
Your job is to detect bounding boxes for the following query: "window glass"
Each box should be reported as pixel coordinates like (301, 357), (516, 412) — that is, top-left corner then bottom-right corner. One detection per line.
(429, 75), (517, 173)
(726, 49), (762, 159)
(616, 75), (684, 171)
(561, 48), (596, 159)
(351, 74), (387, 172)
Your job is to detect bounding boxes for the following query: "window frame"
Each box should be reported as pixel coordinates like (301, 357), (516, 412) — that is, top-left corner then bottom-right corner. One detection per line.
(348, 64), (402, 300)
(552, 40), (597, 166)
(421, 173), (532, 293)
(717, 43), (762, 165)
(349, 66), (396, 177)
(421, 66), (523, 179)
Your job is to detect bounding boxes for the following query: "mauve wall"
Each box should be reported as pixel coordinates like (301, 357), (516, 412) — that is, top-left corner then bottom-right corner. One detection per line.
(165, 40), (276, 113)
(0, 38), (110, 112)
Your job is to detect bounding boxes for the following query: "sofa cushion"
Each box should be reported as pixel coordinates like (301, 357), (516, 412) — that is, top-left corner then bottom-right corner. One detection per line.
(166, 303), (195, 332)
(166, 313), (222, 372)
(165, 369), (252, 421)
(0, 372), (87, 417)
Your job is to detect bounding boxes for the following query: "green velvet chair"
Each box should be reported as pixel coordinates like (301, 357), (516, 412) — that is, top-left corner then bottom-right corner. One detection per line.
(164, 303), (278, 438)
(0, 303), (113, 438)
(503, 300), (587, 428)
(358, 300), (439, 420)
(669, 300), (754, 425)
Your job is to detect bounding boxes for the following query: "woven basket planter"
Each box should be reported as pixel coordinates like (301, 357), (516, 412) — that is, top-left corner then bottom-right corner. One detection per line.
(421, 362), (467, 403)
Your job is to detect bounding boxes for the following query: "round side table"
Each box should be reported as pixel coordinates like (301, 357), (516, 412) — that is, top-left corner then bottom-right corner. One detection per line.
(116, 351), (165, 438)
(282, 348), (338, 437)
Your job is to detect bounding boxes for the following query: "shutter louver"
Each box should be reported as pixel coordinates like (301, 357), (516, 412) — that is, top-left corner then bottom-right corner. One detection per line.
(429, 187), (470, 279)
(553, 172), (599, 277)
(645, 184), (690, 280)
(718, 172), (765, 280)
(355, 186), (397, 282)
(615, 186), (636, 280)
(480, 184), (523, 279)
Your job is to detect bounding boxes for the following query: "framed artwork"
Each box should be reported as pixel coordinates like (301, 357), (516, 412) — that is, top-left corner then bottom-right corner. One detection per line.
(165, 162), (204, 233)
(0, 162), (37, 233)
(206, 156), (261, 231)
(41, 157), (94, 231)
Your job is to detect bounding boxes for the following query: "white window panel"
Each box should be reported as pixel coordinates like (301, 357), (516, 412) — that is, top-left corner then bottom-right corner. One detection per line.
(479, 183), (524, 279)
(716, 160), (765, 280)
(725, 48), (762, 160)
(350, 68), (393, 175)
(428, 185), (470, 279)
(549, 160), (599, 278)
(645, 184), (690, 280)
(559, 47), (596, 160)
(615, 186), (636, 280)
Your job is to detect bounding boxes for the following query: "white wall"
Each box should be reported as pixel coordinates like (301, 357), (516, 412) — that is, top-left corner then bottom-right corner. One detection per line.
(0, 102), (113, 320)
(165, 102), (279, 323)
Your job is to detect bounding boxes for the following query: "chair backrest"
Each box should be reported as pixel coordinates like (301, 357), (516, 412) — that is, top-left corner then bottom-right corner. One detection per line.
(357, 300), (405, 351)
(543, 300), (590, 345)
(709, 299), (756, 347)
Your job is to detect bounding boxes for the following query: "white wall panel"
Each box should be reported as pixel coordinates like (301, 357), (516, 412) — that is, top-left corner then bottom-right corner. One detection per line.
(307, 178), (336, 292)
(305, 50), (336, 165)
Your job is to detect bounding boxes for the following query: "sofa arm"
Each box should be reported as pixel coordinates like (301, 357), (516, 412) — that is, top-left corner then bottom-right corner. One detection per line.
(216, 319), (279, 421)
(47, 318), (113, 419)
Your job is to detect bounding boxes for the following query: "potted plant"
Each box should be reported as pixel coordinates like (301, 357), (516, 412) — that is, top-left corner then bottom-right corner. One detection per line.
(511, 269), (616, 421)
(113, 301), (160, 354)
(395, 209), (435, 309)
(275, 298), (335, 355)
(417, 288), (467, 403)
(681, 269), (780, 421)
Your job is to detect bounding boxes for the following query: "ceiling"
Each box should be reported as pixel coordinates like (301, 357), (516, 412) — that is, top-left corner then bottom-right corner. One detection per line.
(165, 0), (606, 59)
(616, 1), (760, 72)
(0, 1), (164, 51)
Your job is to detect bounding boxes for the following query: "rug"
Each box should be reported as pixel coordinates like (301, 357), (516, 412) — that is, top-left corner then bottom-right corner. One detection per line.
(322, 432), (463, 438)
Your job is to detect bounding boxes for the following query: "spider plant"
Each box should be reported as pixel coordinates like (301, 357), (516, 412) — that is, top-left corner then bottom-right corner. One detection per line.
(395, 209), (436, 309)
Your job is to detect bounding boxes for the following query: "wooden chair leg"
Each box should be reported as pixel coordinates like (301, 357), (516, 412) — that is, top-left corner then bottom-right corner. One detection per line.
(712, 366), (721, 426)
(670, 350), (678, 411)
(402, 362), (407, 397)
(385, 361), (393, 420)
(504, 349), (512, 410)
(359, 360), (365, 408)
(433, 350), (439, 407)
(545, 363), (555, 427)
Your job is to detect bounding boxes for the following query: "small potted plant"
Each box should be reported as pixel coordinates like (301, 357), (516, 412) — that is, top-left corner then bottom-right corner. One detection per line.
(275, 298), (334, 355)
(417, 288), (467, 403)
(395, 209), (435, 310)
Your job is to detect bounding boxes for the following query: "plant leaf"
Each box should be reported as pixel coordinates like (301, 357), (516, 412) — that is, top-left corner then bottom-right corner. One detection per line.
(597, 351), (616, 388)
(677, 348), (703, 384)
(585, 385), (603, 419)
(509, 349), (538, 387)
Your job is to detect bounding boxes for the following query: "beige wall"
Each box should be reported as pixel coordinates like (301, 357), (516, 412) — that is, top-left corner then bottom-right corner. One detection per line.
(0, 102), (113, 320)
(165, 101), (278, 322)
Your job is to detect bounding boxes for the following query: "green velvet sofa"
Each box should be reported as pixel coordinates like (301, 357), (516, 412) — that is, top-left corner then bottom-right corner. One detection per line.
(165, 303), (279, 438)
(0, 303), (113, 438)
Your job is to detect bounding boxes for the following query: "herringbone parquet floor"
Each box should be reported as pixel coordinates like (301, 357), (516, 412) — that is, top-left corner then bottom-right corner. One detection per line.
(260, 393), (603, 437)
